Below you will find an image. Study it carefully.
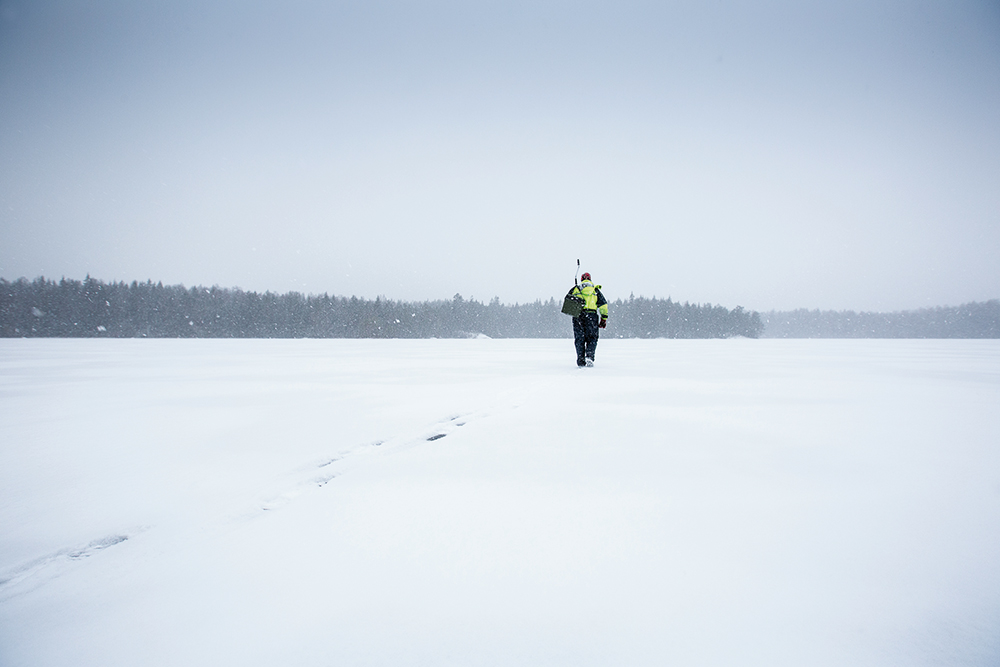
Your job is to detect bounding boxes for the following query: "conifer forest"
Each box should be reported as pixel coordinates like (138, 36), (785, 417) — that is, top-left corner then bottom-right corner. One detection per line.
(4, 277), (998, 339)
(1, 277), (764, 339)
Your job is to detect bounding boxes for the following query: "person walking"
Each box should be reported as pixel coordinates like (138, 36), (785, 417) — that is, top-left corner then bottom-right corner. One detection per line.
(566, 272), (608, 367)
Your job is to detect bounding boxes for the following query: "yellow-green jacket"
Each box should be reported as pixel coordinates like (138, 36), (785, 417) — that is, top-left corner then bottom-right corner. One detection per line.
(568, 280), (608, 318)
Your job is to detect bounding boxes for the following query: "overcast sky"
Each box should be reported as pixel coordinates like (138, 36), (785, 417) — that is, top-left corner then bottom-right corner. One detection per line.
(1, 0), (998, 311)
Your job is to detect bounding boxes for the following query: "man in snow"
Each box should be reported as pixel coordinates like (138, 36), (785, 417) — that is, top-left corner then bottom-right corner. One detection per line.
(567, 272), (608, 367)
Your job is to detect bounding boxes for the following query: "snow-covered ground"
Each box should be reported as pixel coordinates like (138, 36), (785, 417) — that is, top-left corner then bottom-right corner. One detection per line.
(1, 338), (998, 666)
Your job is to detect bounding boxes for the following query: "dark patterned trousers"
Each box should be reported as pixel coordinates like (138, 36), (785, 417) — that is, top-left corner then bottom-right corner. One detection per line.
(572, 311), (600, 365)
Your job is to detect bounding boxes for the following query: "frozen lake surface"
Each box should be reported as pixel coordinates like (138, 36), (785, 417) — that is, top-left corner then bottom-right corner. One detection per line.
(1, 338), (999, 666)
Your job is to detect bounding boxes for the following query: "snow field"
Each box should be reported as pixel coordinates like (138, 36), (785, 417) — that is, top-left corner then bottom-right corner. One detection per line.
(1, 338), (999, 666)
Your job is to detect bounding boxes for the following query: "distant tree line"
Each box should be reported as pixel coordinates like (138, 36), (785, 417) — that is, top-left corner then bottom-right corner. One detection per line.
(762, 301), (1000, 338)
(0, 276), (763, 339)
(605, 294), (763, 338)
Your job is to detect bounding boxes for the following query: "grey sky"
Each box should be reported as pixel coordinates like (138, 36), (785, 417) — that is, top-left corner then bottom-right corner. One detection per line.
(2, 0), (998, 311)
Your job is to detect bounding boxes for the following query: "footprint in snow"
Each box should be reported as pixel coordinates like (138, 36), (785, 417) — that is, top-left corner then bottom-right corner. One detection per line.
(256, 411), (481, 513)
(0, 533), (132, 596)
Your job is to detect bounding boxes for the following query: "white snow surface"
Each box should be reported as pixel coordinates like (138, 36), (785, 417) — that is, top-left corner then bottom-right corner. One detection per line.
(1, 338), (999, 666)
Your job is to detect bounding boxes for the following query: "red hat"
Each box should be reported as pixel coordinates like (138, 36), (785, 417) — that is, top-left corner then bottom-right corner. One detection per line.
(581, 272), (591, 281)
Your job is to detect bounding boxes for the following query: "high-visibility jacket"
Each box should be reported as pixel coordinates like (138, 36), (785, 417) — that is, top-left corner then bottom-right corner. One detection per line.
(569, 280), (608, 318)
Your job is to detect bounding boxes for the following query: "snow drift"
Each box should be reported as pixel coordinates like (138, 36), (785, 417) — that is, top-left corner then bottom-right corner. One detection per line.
(1, 339), (998, 666)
